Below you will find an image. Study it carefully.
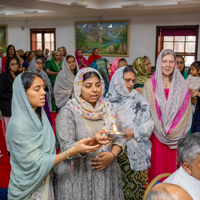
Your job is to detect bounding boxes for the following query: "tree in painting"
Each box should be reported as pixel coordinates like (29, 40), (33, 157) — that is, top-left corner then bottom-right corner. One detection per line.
(76, 27), (87, 50)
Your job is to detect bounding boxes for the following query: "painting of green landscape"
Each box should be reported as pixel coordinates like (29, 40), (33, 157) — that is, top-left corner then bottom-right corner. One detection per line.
(75, 20), (129, 57)
(0, 25), (7, 52)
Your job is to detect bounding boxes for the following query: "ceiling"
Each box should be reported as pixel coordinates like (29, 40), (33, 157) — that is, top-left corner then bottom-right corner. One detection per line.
(0, 0), (200, 20)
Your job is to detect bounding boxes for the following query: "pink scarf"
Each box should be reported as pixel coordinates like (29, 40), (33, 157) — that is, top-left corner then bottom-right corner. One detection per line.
(75, 49), (89, 69)
(110, 57), (122, 79)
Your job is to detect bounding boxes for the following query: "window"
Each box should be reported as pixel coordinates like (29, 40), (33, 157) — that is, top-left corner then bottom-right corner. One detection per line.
(30, 28), (56, 53)
(156, 26), (199, 67)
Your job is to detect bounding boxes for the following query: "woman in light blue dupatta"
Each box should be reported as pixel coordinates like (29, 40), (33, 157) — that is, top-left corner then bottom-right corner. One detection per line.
(7, 72), (111, 200)
(106, 66), (154, 200)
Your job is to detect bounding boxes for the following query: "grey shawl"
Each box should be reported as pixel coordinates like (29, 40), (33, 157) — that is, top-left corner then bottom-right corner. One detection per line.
(29, 57), (52, 111)
(54, 56), (79, 108)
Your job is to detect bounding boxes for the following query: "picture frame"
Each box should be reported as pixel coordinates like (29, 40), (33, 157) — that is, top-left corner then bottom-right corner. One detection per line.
(74, 20), (129, 57)
(0, 24), (8, 52)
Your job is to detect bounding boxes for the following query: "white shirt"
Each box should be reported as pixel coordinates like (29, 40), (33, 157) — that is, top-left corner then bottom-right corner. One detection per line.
(164, 166), (200, 200)
(186, 74), (200, 91)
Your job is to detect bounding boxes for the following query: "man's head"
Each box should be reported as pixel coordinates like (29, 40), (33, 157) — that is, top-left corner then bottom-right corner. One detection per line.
(178, 133), (200, 180)
(146, 183), (192, 200)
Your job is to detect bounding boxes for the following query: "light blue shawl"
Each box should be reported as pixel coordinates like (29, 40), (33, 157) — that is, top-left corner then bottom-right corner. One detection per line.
(7, 73), (56, 200)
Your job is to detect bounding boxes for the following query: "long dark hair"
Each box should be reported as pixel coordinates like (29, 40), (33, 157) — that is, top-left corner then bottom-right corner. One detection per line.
(5, 56), (20, 76)
(6, 44), (16, 57)
(66, 55), (78, 76)
(176, 54), (185, 75)
(21, 72), (43, 122)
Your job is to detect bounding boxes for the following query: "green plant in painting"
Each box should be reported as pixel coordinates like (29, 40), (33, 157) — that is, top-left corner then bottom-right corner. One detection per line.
(76, 27), (86, 49)
(0, 26), (6, 52)
(122, 24), (128, 44)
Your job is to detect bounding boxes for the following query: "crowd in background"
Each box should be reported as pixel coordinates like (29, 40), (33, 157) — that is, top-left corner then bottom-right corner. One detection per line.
(0, 44), (200, 200)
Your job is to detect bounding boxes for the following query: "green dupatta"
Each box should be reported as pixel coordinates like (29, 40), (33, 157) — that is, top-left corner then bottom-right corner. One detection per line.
(48, 58), (62, 90)
(182, 68), (188, 80)
(132, 57), (151, 88)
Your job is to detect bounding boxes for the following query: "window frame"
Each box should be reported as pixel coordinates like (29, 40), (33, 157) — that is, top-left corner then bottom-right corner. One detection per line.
(155, 25), (199, 65)
(30, 28), (56, 51)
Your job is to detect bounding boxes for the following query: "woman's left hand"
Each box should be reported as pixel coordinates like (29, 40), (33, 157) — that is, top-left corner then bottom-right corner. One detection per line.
(190, 88), (199, 97)
(125, 128), (134, 141)
(91, 152), (114, 171)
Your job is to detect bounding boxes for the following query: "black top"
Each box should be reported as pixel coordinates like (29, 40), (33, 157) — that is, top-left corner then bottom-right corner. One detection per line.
(0, 58), (19, 117)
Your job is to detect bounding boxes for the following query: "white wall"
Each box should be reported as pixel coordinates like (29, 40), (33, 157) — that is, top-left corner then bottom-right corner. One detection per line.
(1, 12), (200, 65)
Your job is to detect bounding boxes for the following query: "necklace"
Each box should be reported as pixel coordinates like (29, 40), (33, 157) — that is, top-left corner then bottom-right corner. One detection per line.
(164, 82), (170, 88)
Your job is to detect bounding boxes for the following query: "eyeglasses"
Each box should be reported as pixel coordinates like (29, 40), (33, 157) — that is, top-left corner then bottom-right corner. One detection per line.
(36, 62), (43, 65)
(177, 62), (184, 65)
(10, 63), (19, 67)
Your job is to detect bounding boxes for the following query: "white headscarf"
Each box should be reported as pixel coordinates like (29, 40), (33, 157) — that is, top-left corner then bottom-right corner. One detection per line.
(54, 56), (79, 108)
(106, 67), (152, 170)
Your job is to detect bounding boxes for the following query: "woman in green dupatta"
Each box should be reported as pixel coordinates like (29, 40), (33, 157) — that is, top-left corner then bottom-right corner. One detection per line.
(132, 56), (152, 94)
(46, 51), (63, 112)
(7, 72), (110, 200)
(176, 55), (188, 80)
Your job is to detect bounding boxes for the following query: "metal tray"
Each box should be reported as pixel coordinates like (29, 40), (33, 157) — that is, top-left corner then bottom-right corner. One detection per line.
(106, 132), (127, 138)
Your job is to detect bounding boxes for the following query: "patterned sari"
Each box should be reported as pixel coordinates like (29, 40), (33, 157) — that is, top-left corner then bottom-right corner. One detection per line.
(106, 67), (154, 200)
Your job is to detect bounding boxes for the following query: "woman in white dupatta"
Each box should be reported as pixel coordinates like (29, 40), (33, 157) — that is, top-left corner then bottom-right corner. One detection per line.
(106, 66), (154, 200)
(54, 55), (79, 112)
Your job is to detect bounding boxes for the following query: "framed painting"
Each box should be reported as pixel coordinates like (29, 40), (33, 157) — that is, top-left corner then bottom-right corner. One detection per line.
(75, 20), (129, 57)
(0, 25), (8, 52)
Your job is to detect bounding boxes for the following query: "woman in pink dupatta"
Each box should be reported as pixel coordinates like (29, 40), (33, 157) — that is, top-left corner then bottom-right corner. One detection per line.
(75, 49), (89, 69)
(110, 58), (122, 79)
(143, 49), (192, 183)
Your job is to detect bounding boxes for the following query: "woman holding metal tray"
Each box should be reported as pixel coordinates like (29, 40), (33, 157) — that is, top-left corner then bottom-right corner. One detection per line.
(53, 67), (126, 200)
(106, 66), (154, 200)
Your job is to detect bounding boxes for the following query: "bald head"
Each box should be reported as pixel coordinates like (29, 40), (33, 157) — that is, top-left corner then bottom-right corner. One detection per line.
(146, 183), (192, 200)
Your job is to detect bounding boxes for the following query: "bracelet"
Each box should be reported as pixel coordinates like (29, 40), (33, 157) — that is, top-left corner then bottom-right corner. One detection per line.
(68, 150), (73, 157)
(60, 153), (64, 163)
(89, 137), (95, 145)
(66, 149), (73, 159)
(110, 152), (116, 160)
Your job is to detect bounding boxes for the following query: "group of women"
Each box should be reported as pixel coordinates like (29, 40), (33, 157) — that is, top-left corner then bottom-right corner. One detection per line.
(0, 46), (194, 200)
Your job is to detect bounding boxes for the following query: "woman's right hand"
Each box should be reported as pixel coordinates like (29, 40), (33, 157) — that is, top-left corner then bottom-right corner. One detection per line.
(71, 138), (100, 154)
(92, 130), (111, 145)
